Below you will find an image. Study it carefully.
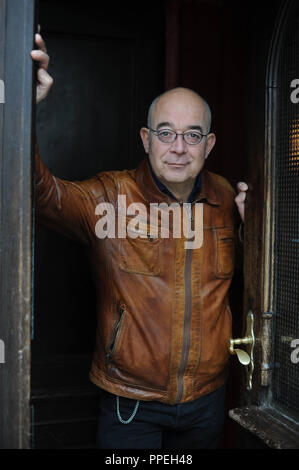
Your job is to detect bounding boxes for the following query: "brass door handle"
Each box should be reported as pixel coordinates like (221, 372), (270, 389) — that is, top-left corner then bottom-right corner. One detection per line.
(229, 311), (255, 389)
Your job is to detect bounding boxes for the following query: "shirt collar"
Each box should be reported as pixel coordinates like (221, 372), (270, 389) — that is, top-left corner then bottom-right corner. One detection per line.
(148, 159), (202, 204)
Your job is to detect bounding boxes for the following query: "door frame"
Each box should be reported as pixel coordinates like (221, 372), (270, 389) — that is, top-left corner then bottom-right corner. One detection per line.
(0, 0), (37, 448)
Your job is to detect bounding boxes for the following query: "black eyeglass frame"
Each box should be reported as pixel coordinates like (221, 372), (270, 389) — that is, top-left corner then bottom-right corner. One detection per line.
(147, 127), (209, 145)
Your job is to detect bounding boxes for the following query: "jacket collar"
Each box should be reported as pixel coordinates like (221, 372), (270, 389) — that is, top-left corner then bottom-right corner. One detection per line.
(135, 157), (221, 206)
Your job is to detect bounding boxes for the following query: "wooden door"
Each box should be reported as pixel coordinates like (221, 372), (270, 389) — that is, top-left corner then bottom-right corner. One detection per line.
(0, 0), (37, 449)
(229, 0), (299, 448)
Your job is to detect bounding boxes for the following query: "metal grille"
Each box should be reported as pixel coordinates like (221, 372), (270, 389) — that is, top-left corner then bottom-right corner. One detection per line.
(272, 2), (299, 417)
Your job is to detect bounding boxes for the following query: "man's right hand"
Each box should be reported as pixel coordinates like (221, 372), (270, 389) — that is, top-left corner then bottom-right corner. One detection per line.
(31, 27), (53, 104)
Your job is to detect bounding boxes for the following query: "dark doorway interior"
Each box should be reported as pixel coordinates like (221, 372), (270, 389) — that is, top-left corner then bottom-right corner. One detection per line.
(32, 0), (165, 449)
(32, 0), (247, 449)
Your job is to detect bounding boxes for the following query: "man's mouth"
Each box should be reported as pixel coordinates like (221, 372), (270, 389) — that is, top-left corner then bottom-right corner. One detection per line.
(165, 162), (189, 168)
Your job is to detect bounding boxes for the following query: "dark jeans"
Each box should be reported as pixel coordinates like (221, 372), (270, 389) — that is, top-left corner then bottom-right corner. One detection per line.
(96, 384), (226, 449)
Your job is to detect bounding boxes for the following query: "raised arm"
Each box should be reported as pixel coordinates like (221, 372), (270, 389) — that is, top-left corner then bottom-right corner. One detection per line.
(31, 28), (105, 245)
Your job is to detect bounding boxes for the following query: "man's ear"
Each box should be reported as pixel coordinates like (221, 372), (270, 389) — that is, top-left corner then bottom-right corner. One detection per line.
(204, 133), (216, 160)
(140, 127), (150, 154)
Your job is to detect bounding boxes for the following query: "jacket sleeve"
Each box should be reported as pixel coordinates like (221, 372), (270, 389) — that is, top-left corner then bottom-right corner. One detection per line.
(34, 142), (105, 245)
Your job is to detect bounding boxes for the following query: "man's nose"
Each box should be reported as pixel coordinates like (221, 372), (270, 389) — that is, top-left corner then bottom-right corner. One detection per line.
(171, 134), (187, 153)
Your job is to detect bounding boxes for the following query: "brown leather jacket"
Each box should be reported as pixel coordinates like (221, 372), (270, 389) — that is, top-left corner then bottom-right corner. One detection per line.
(35, 145), (238, 404)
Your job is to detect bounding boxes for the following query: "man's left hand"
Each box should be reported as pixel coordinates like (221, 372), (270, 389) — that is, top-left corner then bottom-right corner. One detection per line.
(235, 182), (248, 222)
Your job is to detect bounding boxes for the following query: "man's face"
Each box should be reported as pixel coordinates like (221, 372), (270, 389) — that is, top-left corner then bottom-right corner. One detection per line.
(140, 90), (216, 187)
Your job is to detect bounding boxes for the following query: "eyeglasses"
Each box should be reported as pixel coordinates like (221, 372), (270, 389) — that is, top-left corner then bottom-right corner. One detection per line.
(148, 127), (208, 145)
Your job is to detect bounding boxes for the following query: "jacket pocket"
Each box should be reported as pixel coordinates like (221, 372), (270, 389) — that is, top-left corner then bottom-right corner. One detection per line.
(119, 220), (162, 276)
(214, 228), (235, 278)
(105, 305), (169, 390)
(105, 305), (126, 367)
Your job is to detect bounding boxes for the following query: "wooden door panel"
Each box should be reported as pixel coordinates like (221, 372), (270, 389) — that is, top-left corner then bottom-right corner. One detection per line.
(0, 0), (36, 449)
(229, 0), (299, 448)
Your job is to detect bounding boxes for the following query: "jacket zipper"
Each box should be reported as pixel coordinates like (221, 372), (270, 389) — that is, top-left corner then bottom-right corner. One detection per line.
(176, 204), (194, 403)
(105, 305), (126, 366)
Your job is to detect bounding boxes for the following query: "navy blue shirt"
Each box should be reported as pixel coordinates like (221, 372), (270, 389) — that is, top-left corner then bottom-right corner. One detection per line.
(148, 160), (202, 204)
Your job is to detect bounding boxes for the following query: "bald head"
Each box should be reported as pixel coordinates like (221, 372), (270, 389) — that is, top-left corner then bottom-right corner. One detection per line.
(147, 87), (212, 134)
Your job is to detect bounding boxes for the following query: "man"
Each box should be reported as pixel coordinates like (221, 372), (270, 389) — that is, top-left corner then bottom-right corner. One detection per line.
(31, 31), (248, 449)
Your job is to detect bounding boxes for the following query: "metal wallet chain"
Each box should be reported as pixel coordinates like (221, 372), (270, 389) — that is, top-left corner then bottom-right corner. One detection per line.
(116, 395), (140, 424)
